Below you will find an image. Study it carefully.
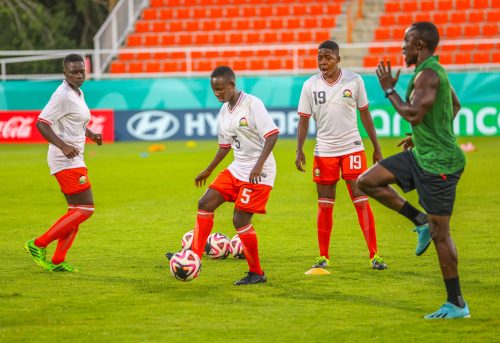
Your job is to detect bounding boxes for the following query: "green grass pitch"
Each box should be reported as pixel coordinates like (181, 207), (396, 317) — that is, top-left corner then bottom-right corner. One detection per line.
(0, 137), (498, 342)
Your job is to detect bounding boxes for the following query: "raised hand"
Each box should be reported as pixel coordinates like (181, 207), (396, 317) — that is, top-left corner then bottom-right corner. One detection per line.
(376, 60), (401, 91)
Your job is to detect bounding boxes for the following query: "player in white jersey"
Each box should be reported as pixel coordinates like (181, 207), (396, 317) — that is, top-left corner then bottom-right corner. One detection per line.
(295, 41), (387, 271)
(24, 54), (102, 273)
(183, 66), (279, 285)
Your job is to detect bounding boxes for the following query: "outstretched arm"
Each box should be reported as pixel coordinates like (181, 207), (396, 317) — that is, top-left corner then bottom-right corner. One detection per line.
(249, 132), (279, 184)
(295, 116), (310, 172)
(376, 60), (439, 126)
(194, 146), (231, 187)
(36, 121), (80, 159)
(359, 108), (382, 163)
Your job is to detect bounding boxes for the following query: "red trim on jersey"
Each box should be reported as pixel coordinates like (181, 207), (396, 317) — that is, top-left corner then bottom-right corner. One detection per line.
(219, 143), (231, 148)
(357, 104), (369, 111)
(321, 69), (343, 87)
(37, 118), (52, 125)
(228, 91), (245, 113)
(298, 112), (312, 117)
(263, 128), (279, 138)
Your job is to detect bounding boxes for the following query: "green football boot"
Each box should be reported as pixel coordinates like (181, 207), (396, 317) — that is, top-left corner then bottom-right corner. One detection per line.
(371, 254), (388, 270)
(24, 239), (47, 268)
(48, 261), (79, 273)
(311, 256), (330, 269)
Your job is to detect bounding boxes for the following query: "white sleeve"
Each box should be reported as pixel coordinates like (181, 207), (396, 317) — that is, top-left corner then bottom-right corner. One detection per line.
(297, 82), (313, 117)
(356, 76), (369, 110)
(38, 91), (67, 125)
(217, 111), (231, 148)
(251, 98), (279, 138)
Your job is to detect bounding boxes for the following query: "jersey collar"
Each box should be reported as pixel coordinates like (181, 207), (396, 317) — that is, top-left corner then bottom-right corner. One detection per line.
(320, 69), (342, 87)
(228, 91), (244, 113)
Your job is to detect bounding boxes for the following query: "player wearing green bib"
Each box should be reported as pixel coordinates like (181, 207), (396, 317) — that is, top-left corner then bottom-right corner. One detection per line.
(357, 22), (470, 319)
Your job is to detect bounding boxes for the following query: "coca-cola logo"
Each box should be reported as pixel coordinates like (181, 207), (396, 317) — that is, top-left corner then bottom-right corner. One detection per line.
(0, 116), (34, 139)
(87, 115), (107, 134)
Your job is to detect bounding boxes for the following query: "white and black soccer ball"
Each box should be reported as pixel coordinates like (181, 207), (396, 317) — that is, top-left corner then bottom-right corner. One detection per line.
(181, 229), (194, 251)
(169, 250), (201, 281)
(205, 232), (231, 259)
(229, 234), (246, 259)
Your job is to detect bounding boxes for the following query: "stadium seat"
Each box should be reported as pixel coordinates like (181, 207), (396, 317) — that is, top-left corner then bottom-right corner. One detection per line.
(454, 53), (471, 64)
(385, 2), (400, 12)
(402, 1), (418, 12)
(483, 24), (499, 36)
(473, 52), (490, 64)
(420, 0), (435, 11)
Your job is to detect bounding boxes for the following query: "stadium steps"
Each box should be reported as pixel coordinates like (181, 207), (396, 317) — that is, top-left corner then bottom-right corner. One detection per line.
(109, 0), (346, 74)
(363, 0), (500, 67)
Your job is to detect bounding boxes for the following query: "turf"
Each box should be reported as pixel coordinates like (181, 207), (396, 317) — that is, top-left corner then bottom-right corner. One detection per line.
(0, 137), (498, 342)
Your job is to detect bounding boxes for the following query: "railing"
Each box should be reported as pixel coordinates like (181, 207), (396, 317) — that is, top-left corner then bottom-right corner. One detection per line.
(0, 39), (499, 81)
(92, 0), (149, 78)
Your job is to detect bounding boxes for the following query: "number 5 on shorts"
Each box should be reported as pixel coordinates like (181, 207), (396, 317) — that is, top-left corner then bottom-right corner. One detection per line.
(240, 188), (252, 204)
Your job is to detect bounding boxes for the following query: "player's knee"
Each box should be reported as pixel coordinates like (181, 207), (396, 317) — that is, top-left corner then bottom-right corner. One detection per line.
(428, 221), (449, 242)
(356, 174), (371, 194)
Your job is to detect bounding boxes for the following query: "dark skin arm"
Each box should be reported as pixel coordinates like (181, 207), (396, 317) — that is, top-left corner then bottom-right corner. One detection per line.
(359, 108), (383, 163)
(195, 146), (231, 187)
(86, 127), (103, 145)
(249, 132), (279, 184)
(451, 87), (461, 118)
(376, 60), (440, 126)
(36, 121), (80, 158)
(295, 115), (309, 172)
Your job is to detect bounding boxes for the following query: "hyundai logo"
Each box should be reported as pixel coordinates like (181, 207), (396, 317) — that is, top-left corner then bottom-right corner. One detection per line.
(127, 111), (180, 140)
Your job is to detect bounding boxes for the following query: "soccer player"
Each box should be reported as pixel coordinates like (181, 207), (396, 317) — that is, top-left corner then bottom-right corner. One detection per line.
(357, 22), (470, 319)
(295, 40), (387, 270)
(24, 53), (102, 272)
(190, 66), (279, 285)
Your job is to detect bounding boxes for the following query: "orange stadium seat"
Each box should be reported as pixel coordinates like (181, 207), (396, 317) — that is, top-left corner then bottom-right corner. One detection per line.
(438, 0), (453, 11)
(438, 53), (453, 65)
(110, 61), (126, 73)
(380, 14), (396, 26)
(420, 0), (435, 11)
(473, 0), (489, 8)
(385, 2), (400, 12)
(473, 52), (490, 64)
(402, 1), (418, 12)
(112, 0), (347, 73)
(454, 53), (471, 64)
(483, 24), (499, 36)
(454, 0), (470, 10)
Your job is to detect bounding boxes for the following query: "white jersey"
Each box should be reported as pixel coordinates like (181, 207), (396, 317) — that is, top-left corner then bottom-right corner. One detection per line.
(298, 69), (369, 157)
(38, 81), (91, 174)
(217, 92), (279, 187)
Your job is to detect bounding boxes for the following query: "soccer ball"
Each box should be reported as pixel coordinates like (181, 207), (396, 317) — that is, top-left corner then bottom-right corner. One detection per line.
(169, 250), (201, 281)
(181, 229), (194, 250)
(205, 232), (231, 259)
(229, 234), (246, 259)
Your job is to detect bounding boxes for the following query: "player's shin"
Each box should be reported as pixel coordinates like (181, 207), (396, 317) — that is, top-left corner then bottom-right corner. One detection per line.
(317, 199), (334, 259)
(191, 210), (214, 258)
(237, 224), (263, 275)
(353, 197), (378, 258)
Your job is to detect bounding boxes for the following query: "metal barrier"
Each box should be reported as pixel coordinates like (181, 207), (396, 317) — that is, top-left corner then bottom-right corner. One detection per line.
(92, 0), (149, 78)
(0, 39), (499, 80)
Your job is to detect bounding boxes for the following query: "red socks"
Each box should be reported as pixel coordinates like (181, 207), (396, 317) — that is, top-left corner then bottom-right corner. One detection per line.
(34, 204), (94, 264)
(352, 196), (378, 259)
(317, 198), (334, 259)
(191, 210), (214, 258)
(237, 224), (263, 275)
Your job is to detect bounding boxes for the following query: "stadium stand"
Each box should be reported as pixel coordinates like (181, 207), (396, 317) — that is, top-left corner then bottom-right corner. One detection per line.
(110, 0), (344, 73)
(364, 0), (500, 67)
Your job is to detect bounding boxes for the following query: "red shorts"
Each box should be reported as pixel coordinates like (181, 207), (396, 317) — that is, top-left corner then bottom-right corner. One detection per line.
(54, 167), (91, 195)
(313, 150), (367, 184)
(209, 169), (272, 214)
